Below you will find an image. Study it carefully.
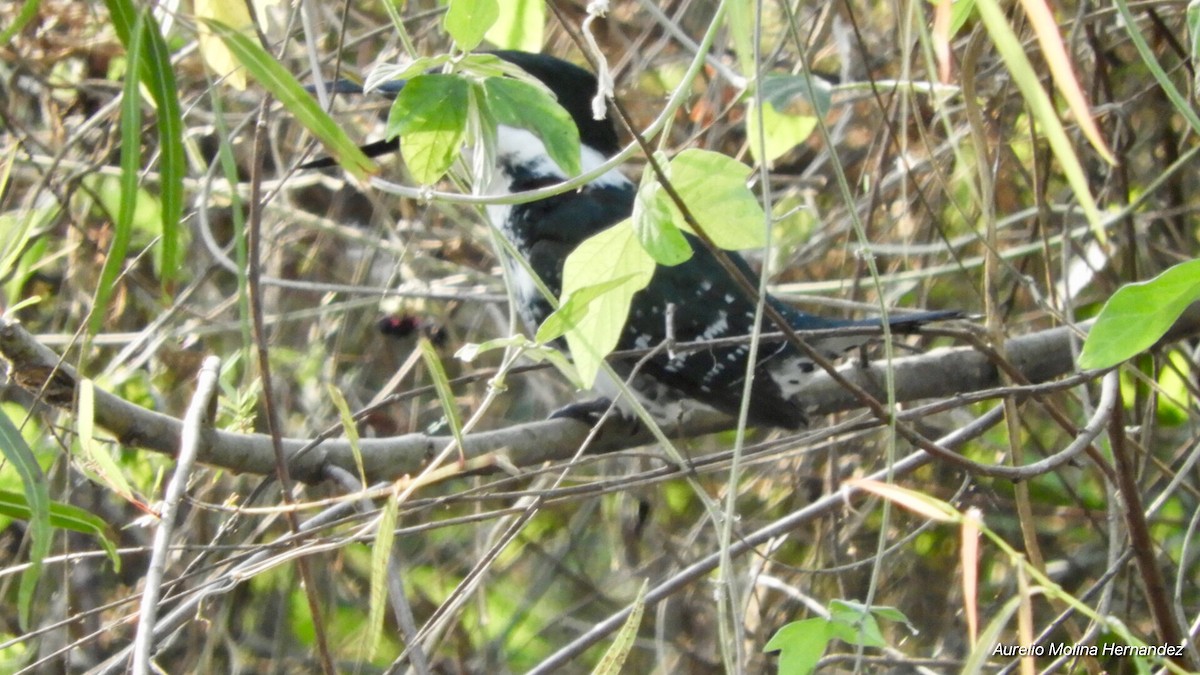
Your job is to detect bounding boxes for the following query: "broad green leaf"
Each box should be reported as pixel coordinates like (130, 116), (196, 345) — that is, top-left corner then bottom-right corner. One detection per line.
(0, 407), (49, 630)
(386, 74), (470, 185)
(632, 160), (691, 265)
(764, 618), (831, 675)
(560, 220), (656, 387)
(484, 75), (581, 177)
(1079, 259), (1200, 369)
(827, 601), (888, 648)
(363, 55), (452, 94)
(537, 274), (641, 344)
(759, 73), (832, 116)
(590, 579), (648, 675)
(444, 0), (499, 51)
(485, 0), (544, 52)
(200, 19), (378, 180)
(747, 100), (818, 165)
(0, 490), (119, 570)
(663, 149), (766, 250)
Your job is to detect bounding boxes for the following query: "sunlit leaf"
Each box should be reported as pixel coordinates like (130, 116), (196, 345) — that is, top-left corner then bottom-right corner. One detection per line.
(386, 74), (470, 185)
(484, 75), (581, 176)
(746, 100), (817, 165)
(0, 0), (39, 46)
(195, 0), (255, 90)
(632, 159), (691, 265)
(1079, 259), (1200, 369)
(200, 19), (378, 180)
(444, 0), (499, 51)
(663, 149), (766, 250)
(764, 618), (831, 675)
(91, 8), (145, 336)
(485, 0), (544, 52)
(537, 274), (641, 344)
(560, 220), (656, 387)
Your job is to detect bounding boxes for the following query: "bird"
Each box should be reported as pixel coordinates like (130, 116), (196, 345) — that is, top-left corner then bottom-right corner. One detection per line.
(305, 50), (961, 429)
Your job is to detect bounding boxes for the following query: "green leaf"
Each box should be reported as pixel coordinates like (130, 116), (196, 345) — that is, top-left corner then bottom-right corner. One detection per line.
(0, 201), (60, 304)
(364, 492), (398, 659)
(77, 380), (137, 504)
(0, 490), (119, 570)
(386, 74), (470, 185)
(759, 73), (832, 116)
(537, 274), (641, 344)
(1078, 259), (1200, 369)
(663, 149), (766, 250)
(198, 18), (378, 180)
(725, 0), (755, 78)
(764, 618), (832, 675)
(962, 594), (1025, 675)
(444, 0), (499, 50)
(828, 600), (888, 648)
(747, 100), (817, 165)
(455, 335), (530, 363)
(106, 0), (185, 287)
(560, 220), (656, 387)
(0, 407), (49, 630)
(632, 156), (692, 265)
(418, 337), (465, 452)
(590, 579), (648, 675)
(1191, 0), (1200, 95)
(484, 75), (582, 177)
(91, 7), (145, 336)
(138, 13), (185, 287)
(485, 0), (544, 52)
(363, 55), (452, 94)
(0, 0), (39, 46)
(328, 385), (366, 487)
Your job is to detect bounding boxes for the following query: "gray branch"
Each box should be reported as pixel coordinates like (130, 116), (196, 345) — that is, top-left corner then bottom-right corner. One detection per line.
(1, 313), (1195, 484)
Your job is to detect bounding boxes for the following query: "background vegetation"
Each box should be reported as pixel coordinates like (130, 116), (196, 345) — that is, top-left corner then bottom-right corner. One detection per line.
(0, 0), (1198, 672)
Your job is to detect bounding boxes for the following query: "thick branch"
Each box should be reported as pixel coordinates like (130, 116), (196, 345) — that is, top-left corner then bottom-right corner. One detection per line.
(2, 313), (1197, 484)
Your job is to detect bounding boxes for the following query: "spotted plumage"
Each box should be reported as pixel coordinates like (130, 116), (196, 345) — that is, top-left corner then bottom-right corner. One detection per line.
(306, 50), (961, 429)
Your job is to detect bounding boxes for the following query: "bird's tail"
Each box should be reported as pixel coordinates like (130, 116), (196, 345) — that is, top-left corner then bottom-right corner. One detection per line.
(881, 309), (965, 333)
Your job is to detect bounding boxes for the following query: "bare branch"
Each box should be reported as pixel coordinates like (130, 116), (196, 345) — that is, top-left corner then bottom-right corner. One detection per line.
(4, 313), (1199, 484)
